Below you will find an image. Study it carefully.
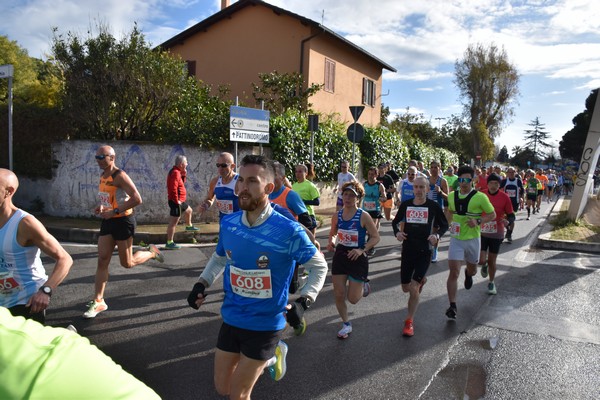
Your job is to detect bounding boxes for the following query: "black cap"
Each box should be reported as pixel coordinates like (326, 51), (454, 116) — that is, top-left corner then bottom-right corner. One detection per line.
(487, 173), (502, 183)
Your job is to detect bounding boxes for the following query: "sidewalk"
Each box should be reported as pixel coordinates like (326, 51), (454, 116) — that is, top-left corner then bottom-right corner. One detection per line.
(39, 209), (336, 246)
(40, 200), (600, 254)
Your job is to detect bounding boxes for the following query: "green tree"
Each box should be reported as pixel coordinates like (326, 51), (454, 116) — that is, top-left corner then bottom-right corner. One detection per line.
(51, 23), (189, 140)
(153, 79), (232, 148)
(523, 117), (552, 164)
(510, 146), (536, 170)
(251, 71), (322, 116)
(496, 145), (509, 162)
(559, 89), (598, 162)
(454, 43), (520, 160)
(0, 35), (61, 107)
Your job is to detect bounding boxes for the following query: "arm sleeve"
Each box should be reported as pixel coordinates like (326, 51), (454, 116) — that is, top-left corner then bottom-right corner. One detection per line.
(198, 252), (227, 288)
(435, 206), (449, 237)
(391, 204), (405, 235)
(299, 251), (328, 302)
(303, 197), (320, 206)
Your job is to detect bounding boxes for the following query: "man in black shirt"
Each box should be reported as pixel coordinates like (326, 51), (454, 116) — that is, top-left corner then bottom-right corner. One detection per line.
(377, 163), (396, 221)
(392, 176), (448, 337)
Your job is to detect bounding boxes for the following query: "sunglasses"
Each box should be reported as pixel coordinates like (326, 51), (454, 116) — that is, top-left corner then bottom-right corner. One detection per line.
(95, 154), (111, 160)
(216, 163), (231, 168)
(457, 177), (473, 183)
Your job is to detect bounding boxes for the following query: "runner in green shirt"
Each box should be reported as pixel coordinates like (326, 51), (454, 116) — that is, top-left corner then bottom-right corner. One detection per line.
(444, 165), (496, 319)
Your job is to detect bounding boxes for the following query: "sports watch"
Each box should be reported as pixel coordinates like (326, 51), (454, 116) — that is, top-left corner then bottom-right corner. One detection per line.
(40, 286), (52, 297)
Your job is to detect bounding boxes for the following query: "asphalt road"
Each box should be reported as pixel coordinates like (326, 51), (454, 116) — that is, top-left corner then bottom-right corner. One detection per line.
(44, 200), (600, 399)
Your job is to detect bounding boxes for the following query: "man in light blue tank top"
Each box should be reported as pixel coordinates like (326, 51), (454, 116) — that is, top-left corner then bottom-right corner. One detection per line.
(199, 152), (240, 219)
(0, 169), (73, 324)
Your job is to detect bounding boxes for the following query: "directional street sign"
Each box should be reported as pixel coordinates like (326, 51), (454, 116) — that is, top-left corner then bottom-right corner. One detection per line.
(229, 106), (270, 144)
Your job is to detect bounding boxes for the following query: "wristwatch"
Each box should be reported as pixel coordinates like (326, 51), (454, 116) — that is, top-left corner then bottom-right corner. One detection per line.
(476, 218), (482, 225)
(40, 286), (52, 297)
(296, 296), (312, 310)
(113, 208), (120, 215)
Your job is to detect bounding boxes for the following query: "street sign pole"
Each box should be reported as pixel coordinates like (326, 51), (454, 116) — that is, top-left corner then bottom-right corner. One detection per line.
(1, 65), (14, 170)
(348, 106), (365, 172)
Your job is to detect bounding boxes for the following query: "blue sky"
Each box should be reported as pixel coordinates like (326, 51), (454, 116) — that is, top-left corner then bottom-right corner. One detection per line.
(2, 0), (599, 158)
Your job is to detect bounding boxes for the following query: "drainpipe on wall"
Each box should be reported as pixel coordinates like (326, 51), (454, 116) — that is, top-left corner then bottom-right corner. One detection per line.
(299, 27), (325, 76)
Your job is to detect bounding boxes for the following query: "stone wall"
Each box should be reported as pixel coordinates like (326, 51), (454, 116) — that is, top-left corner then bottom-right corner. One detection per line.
(14, 140), (338, 223)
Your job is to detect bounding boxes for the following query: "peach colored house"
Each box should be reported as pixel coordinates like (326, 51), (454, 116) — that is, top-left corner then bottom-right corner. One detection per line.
(159, 0), (396, 127)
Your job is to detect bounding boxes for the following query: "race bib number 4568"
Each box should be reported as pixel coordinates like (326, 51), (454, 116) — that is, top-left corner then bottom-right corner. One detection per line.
(230, 266), (272, 298)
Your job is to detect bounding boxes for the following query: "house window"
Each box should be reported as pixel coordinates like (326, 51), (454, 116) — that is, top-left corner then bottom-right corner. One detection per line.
(325, 59), (335, 93)
(362, 78), (376, 107)
(186, 60), (196, 77)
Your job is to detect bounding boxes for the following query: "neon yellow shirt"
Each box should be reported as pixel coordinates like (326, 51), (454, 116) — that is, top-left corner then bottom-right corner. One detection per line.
(447, 190), (495, 240)
(0, 307), (160, 399)
(292, 180), (320, 216)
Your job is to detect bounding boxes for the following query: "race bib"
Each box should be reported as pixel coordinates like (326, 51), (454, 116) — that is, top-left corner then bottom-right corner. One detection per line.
(337, 228), (359, 247)
(98, 191), (111, 208)
(216, 199), (234, 214)
(230, 266), (272, 299)
(527, 187), (537, 194)
(406, 206), (429, 224)
(505, 189), (516, 198)
(450, 222), (461, 237)
(481, 220), (498, 234)
(363, 201), (376, 211)
(0, 271), (21, 296)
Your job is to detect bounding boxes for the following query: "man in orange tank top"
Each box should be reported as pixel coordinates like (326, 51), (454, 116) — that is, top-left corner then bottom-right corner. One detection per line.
(83, 145), (164, 319)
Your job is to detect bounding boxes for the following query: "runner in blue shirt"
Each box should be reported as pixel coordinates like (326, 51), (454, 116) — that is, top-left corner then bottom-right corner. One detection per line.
(187, 155), (328, 399)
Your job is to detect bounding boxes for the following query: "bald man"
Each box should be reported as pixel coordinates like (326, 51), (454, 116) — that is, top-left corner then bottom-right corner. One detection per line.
(84, 145), (164, 319)
(0, 168), (73, 324)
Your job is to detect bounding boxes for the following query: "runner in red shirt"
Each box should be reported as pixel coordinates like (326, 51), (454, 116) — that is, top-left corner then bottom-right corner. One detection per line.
(479, 174), (515, 295)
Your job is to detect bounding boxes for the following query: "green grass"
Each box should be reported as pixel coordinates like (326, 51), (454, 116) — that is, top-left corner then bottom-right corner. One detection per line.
(550, 210), (600, 241)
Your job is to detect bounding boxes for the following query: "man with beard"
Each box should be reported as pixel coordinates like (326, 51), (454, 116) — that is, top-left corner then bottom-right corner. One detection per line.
(187, 155), (327, 399)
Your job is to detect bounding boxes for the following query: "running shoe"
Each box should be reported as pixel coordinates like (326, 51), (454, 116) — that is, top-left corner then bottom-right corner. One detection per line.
(506, 235), (513, 244)
(165, 242), (181, 250)
(431, 247), (438, 263)
(464, 271), (473, 290)
(337, 323), (353, 339)
(83, 299), (108, 319)
(445, 306), (457, 320)
(488, 282), (497, 295)
(480, 262), (488, 278)
(402, 319), (414, 337)
(267, 341), (288, 381)
(362, 281), (371, 297)
(526, 216), (531, 221)
(185, 225), (199, 231)
(149, 244), (164, 263)
(293, 318), (307, 336)
(418, 277), (427, 294)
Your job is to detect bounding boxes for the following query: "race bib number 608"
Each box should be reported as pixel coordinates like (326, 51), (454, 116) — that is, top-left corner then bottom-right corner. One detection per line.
(230, 266), (272, 299)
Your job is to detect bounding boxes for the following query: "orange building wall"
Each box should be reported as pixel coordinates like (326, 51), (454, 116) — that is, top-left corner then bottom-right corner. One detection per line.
(167, 6), (310, 104)
(166, 5), (384, 127)
(304, 34), (382, 126)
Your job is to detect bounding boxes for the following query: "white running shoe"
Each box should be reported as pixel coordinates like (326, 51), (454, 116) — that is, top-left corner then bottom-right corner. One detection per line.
(83, 299), (108, 318)
(337, 323), (353, 339)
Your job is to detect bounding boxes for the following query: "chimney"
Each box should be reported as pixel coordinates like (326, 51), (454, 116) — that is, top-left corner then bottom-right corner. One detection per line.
(221, 0), (230, 10)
